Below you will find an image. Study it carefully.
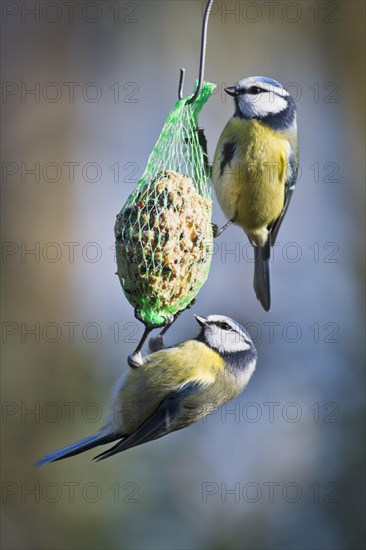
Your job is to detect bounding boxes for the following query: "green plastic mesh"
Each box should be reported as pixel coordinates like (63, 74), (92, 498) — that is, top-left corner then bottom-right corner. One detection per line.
(115, 82), (216, 326)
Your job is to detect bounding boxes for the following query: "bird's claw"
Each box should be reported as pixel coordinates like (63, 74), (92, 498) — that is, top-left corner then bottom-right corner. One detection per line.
(212, 223), (220, 238)
(149, 335), (165, 352)
(128, 351), (144, 369)
(212, 217), (236, 238)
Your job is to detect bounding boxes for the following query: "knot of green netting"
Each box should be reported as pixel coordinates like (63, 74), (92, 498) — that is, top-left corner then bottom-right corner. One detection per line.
(115, 81), (217, 326)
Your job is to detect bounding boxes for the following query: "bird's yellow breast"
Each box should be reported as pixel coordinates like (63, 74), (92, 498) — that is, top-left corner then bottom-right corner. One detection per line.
(213, 118), (291, 242)
(116, 341), (225, 433)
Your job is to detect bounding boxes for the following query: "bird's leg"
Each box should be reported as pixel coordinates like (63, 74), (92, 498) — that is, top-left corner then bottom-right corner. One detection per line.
(149, 299), (197, 352)
(128, 309), (161, 368)
(148, 314), (175, 352)
(128, 325), (152, 368)
(212, 216), (237, 238)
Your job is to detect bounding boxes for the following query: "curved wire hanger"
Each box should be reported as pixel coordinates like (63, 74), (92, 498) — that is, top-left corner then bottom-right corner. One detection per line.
(178, 0), (214, 104)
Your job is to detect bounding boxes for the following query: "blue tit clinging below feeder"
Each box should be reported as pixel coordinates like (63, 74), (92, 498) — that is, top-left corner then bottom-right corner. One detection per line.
(212, 76), (299, 311)
(35, 314), (257, 465)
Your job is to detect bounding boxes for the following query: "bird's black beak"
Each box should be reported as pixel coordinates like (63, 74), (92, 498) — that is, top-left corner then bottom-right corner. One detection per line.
(224, 86), (238, 97)
(194, 314), (207, 328)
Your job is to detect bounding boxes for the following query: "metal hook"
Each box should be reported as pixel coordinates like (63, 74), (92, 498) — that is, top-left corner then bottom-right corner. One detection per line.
(178, 0), (214, 104)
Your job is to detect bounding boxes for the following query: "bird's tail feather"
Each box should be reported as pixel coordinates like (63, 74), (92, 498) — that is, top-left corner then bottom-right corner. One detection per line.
(254, 242), (271, 311)
(35, 431), (115, 466)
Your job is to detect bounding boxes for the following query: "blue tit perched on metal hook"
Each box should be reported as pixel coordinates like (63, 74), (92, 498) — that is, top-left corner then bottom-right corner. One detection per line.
(35, 314), (257, 465)
(212, 76), (299, 311)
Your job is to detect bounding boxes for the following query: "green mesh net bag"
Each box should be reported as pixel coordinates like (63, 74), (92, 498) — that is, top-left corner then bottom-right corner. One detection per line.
(115, 82), (216, 327)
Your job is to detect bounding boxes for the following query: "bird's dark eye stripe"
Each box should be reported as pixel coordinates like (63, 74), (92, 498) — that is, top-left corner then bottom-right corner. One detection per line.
(217, 321), (232, 331)
(207, 320), (236, 331)
(246, 86), (263, 94)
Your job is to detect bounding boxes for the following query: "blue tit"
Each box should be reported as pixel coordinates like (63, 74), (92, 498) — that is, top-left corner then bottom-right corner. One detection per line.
(212, 76), (299, 311)
(35, 314), (257, 465)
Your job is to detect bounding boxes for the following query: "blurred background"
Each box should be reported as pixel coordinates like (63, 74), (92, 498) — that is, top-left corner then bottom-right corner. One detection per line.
(1, 1), (365, 549)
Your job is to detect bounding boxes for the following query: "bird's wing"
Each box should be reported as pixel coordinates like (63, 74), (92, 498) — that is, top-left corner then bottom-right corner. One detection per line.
(270, 144), (298, 245)
(93, 381), (204, 461)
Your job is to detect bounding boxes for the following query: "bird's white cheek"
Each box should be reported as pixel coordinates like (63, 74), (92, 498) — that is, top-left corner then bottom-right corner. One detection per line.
(239, 94), (287, 118)
(205, 329), (251, 354)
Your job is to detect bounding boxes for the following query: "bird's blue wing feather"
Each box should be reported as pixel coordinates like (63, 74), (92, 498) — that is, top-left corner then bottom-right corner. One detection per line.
(94, 382), (203, 461)
(270, 145), (298, 245)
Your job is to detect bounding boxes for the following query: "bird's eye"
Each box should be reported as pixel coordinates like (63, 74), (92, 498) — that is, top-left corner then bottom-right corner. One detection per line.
(247, 86), (262, 94)
(218, 322), (232, 331)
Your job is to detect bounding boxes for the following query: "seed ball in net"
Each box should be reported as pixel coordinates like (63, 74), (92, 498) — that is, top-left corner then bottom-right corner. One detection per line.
(115, 169), (212, 325)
